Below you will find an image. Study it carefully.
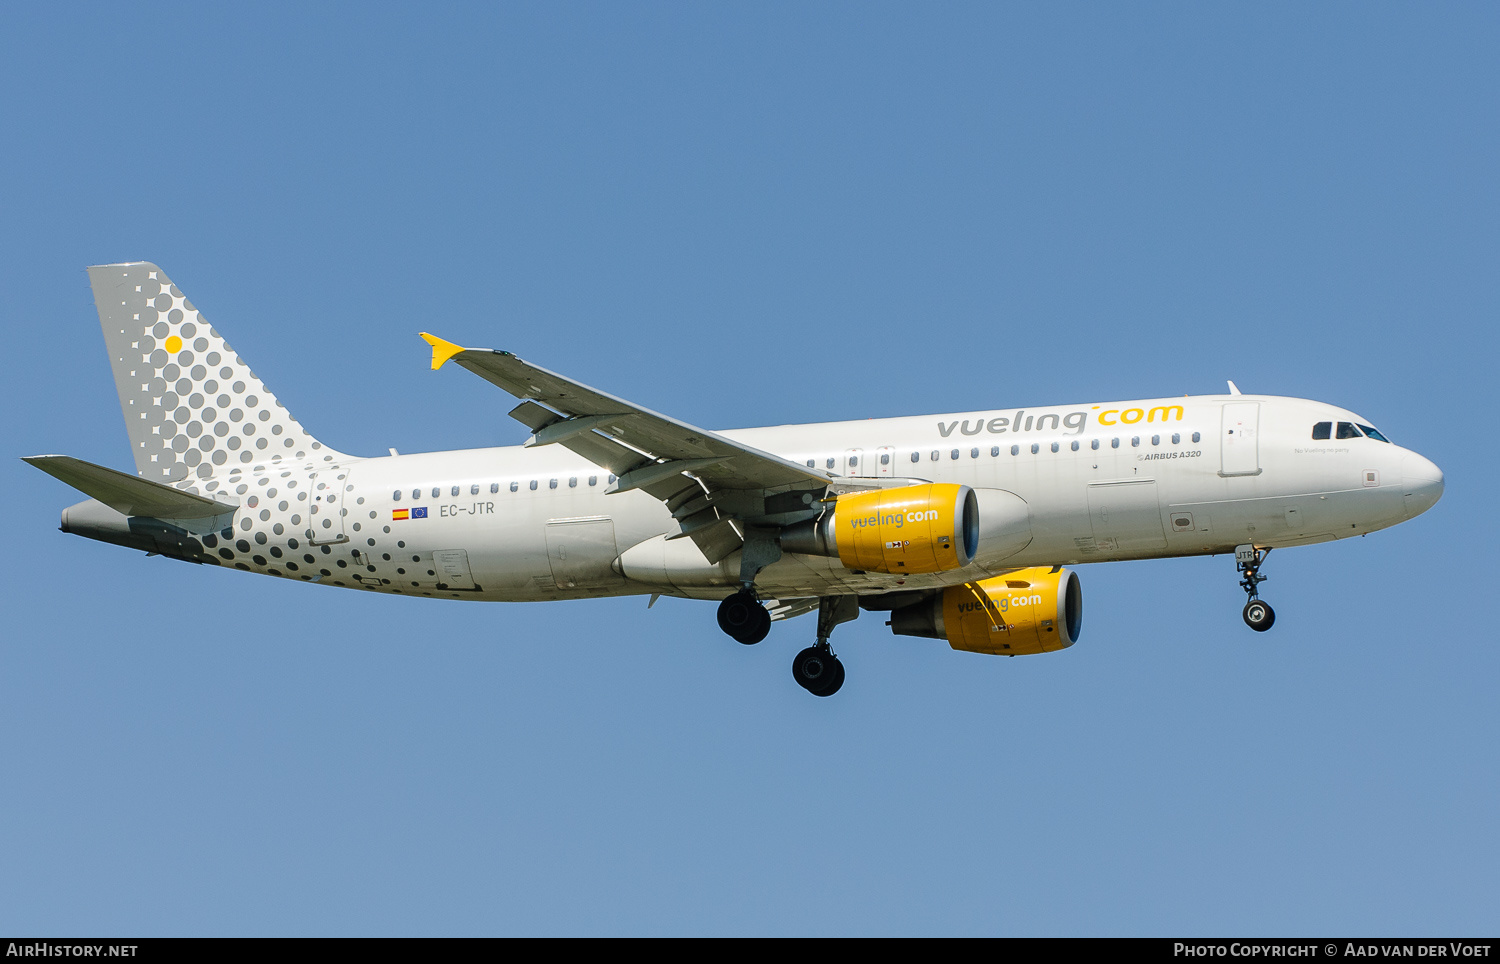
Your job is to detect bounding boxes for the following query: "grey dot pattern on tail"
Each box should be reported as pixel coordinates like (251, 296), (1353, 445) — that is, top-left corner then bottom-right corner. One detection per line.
(88, 262), (341, 482)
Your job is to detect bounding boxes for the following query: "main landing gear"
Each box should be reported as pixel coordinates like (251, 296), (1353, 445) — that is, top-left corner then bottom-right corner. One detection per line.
(717, 589), (771, 645)
(716, 527), (782, 645)
(714, 532), (859, 696)
(792, 596), (859, 697)
(1236, 544), (1275, 632)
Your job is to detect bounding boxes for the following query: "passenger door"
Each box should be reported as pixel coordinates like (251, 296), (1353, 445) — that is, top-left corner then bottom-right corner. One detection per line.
(1220, 402), (1261, 477)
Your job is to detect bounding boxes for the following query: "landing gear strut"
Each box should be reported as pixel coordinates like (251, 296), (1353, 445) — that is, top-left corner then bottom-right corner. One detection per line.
(793, 596), (858, 697)
(1236, 544), (1275, 632)
(716, 527), (782, 645)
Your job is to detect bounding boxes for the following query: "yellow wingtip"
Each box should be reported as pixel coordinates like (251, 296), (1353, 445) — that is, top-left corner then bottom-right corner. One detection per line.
(419, 332), (467, 371)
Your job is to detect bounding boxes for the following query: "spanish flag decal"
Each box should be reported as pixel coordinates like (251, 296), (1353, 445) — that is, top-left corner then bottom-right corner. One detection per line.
(393, 508), (410, 521)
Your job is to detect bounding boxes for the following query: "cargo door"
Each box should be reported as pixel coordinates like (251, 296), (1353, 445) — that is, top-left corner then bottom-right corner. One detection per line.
(1087, 479), (1167, 552)
(433, 548), (478, 590)
(1221, 402), (1261, 477)
(545, 517), (620, 589)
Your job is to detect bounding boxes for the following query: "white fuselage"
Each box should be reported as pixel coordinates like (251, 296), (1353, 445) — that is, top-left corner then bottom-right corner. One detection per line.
(129, 393), (1438, 604)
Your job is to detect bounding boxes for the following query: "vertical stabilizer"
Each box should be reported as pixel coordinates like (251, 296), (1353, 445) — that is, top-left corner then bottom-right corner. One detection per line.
(88, 262), (343, 481)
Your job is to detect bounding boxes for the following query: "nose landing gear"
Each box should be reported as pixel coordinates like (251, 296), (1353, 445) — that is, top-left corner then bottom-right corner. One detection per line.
(1236, 544), (1275, 632)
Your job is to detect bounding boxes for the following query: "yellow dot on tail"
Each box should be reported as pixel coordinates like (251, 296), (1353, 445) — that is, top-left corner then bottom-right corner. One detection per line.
(165, 335), (182, 352)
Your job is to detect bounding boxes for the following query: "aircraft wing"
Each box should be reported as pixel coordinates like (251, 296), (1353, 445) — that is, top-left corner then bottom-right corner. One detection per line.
(421, 333), (832, 562)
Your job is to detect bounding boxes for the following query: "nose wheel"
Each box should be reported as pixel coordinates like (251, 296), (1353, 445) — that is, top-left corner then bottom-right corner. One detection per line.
(1242, 598), (1275, 631)
(1235, 545), (1275, 632)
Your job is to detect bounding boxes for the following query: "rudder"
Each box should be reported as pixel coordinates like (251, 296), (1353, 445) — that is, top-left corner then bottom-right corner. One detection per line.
(88, 262), (342, 481)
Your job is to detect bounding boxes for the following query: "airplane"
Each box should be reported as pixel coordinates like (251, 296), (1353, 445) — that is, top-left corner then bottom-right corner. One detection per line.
(26, 262), (1445, 697)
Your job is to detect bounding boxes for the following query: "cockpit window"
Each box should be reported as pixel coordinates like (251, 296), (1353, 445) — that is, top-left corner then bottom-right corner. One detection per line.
(1336, 422), (1362, 439)
(1312, 421), (1332, 440)
(1358, 424), (1390, 443)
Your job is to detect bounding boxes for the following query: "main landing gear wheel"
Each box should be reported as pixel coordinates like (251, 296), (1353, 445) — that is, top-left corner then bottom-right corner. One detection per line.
(1234, 544), (1275, 633)
(717, 589), (771, 645)
(792, 646), (845, 697)
(1242, 599), (1276, 632)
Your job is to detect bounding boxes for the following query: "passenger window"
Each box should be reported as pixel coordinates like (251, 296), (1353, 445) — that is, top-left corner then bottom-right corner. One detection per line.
(910, 452), (920, 463)
(950, 449), (959, 460)
(608, 475), (617, 484)
(849, 456), (858, 467)
(1030, 443), (1039, 454)
(451, 485), (460, 497)
(826, 458), (835, 469)
(930, 450), (939, 461)
(1131, 437), (1140, 447)
(881, 453), (890, 465)
(470, 484), (479, 496)
(411, 489), (420, 500)
(1171, 433), (1180, 444)
(569, 477), (578, 487)
(1337, 422), (1361, 439)
(806, 459), (814, 467)
(1359, 424), (1390, 443)
(432, 487), (440, 498)
(1192, 432), (1201, 443)
(589, 476), (598, 486)
(991, 446), (999, 457)
(392, 490), (401, 501)
(510, 482), (519, 493)
(970, 448), (978, 459)
(549, 479), (558, 489)
(1010, 445), (1019, 456)
(1050, 442), (1059, 453)
(529, 480), (538, 491)
(1151, 435), (1160, 445)
(1090, 439), (1099, 450)
(491, 483), (499, 494)
(1070, 440), (1079, 451)
(1312, 422), (1332, 440)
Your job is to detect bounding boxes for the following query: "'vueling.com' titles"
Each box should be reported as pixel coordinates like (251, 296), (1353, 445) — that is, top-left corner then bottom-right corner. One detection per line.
(935, 404), (1185, 439)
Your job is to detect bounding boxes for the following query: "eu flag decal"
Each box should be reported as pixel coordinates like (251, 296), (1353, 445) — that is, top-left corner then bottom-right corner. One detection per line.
(412, 506), (428, 519)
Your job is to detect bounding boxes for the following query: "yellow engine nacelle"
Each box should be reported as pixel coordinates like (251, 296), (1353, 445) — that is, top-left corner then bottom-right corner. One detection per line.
(888, 566), (1083, 656)
(782, 483), (978, 575)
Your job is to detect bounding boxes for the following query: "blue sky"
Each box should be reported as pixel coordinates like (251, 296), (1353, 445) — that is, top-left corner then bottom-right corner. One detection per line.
(2, 2), (1496, 935)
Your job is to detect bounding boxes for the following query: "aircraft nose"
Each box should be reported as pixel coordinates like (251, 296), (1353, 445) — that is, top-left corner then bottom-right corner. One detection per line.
(1401, 452), (1444, 518)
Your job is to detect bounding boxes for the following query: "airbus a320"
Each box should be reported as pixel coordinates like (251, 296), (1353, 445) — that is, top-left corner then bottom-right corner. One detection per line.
(26, 263), (1444, 696)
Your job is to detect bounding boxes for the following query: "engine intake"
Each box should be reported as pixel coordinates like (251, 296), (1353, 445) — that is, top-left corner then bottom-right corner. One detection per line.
(782, 483), (978, 575)
(889, 566), (1083, 656)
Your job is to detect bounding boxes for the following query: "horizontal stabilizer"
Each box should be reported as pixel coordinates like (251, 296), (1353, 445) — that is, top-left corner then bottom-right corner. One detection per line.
(23, 455), (236, 520)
